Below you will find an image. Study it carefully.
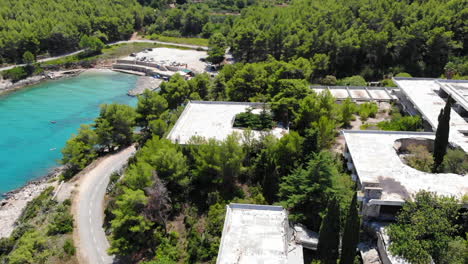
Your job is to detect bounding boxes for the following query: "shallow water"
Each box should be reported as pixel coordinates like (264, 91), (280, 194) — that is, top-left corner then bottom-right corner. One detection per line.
(0, 71), (138, 195)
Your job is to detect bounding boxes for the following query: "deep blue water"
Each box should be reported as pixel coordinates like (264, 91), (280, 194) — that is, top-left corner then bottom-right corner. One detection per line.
(0, 71), (138, 195)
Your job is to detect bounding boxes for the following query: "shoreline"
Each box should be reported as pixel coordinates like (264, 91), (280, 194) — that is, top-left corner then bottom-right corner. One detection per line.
(0, 166), (64, 239)
(0, 67), (143, 239)
(0, 69), (85, 96)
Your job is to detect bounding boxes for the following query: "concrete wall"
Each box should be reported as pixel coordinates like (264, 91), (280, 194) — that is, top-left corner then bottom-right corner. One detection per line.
(376, 231), (393, 264)
(394, 137), (435, 153)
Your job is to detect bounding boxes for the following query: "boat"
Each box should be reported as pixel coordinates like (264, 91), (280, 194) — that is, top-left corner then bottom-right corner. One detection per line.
(50, 121), (57, 124)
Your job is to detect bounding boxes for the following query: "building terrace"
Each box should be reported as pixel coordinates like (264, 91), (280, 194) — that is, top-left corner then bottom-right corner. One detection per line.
(216, 204), (303, 264)
(342, 130), (467, 220)
(166, 101), (288, 144)
(394, 77), (468, 152)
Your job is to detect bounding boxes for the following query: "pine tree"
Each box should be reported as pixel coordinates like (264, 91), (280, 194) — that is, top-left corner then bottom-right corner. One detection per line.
(317, 196), (341, 264)
(339, 193), (360, 264)
(433, 96), (453, 172)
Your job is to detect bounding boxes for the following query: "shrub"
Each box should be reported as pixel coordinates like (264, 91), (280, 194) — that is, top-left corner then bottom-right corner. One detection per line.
(358, 102), (378, 120)
(378, 115), (422, 131)
(1, 67), (29, 82)
(18, 187), (54, 223)
(63, 239), (76, 256)
(337, 75), (366, 86)
(382, 78), (396, 87)
(0, 237), (15, 256)
(47, 206), (74, 235)
(442, 149), (468, 175)
(395, 72), (412, 77)
(320, 75), (337, 86)
(405, 144), (434, 172)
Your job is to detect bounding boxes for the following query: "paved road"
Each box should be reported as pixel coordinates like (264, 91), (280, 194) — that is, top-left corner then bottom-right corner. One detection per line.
(0, 39), (208, 72)
(75, 146), (136, 264)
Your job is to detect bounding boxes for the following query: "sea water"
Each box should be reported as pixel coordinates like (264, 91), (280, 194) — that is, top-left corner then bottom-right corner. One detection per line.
(0, 71), (138, 195)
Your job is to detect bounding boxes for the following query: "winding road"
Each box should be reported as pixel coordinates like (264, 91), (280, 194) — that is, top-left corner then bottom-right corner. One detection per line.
(0, 39), (208, 72)
(75, 146), (136, 264)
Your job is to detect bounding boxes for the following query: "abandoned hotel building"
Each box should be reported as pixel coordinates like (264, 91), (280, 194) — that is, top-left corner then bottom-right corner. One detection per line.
(165, 79), (468, 263)
(344, 78), (468, 220)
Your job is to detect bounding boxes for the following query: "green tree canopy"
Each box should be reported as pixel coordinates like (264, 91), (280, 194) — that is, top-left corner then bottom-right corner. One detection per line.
(61, 124), (98, 178)
(387, 191), (464, 264)
(317, 196), (341, 264)
(94, 104), (137, 150)
(136, 90), (168, 129)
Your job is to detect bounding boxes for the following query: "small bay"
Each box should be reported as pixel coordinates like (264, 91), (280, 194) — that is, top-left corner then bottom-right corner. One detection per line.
(0, 70), (138, 195)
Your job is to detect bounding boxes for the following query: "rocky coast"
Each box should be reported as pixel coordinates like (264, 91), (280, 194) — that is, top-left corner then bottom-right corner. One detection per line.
(0, 69), (84, 96)
(0, 167), (63, 239)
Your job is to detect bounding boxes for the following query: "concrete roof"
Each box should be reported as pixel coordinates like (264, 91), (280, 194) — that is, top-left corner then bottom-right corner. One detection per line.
(343, 130), (468, 202)
(166, 101), (288, 144)
(394, 78), (468, 152)
(437, 79), (468, 112)
(311, 86), (398, 101)
(216, 204), (303, 264)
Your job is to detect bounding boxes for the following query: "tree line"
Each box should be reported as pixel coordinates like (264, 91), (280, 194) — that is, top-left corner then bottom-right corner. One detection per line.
(0, 0), (151, 63)
(227, 0), (467, 79)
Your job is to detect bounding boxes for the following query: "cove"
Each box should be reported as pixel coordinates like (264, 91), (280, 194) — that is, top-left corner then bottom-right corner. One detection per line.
(0, 70), (138, 195)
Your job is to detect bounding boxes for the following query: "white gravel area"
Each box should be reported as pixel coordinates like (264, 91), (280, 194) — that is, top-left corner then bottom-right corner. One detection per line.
(124, 47), (209, 73)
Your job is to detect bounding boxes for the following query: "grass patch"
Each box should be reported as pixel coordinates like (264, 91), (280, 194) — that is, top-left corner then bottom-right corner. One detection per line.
(148, 34), (209, 47)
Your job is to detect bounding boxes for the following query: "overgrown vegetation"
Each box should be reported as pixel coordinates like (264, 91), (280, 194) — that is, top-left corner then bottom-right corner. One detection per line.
(405, 144), (434, 173)
(233, 107), (274, 130)
(403, 144), (468, 175)
(357, 102), (378, 121)
(388, 191), (467, 264)
(57, 61), (362, 262)
(0, 188), (77, 263)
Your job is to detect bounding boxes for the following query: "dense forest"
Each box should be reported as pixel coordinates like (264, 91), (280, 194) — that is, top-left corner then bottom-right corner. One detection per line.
(228, 0), (468, 78)
(2, 0), (467, 79)
(1, 0), (467, 263)
(0, 0), (150, 63)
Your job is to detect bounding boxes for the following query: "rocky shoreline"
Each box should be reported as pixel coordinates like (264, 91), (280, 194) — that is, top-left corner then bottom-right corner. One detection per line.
(0, 69), (84, 96)
(127, 75), (162, 96)
(0, 167), (64, 239)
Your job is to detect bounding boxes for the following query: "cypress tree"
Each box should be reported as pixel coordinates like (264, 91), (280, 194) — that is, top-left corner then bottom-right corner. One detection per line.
(339, 193), (360, 264)
(433, 96), (453, 172)
(317, 196), (341, 264)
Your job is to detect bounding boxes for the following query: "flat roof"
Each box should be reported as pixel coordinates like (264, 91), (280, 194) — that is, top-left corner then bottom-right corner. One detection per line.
(394, 78), (468, 152)
(166, 101), (287, 144)
(311, 86), (398, 101)
(216, 203), (303, 264)
(343, 130), (468, 202)
(437, 79), (468, 112)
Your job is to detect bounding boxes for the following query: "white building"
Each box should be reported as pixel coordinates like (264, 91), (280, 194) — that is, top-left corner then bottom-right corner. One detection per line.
(166, 101), (288, 144)
(216, 204), (303, 264)
(343, 130), (467, 220)
(393, 77), (468, 152)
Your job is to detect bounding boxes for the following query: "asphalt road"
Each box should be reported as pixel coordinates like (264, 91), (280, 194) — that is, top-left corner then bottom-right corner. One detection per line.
(0, 39), (208, 72)
(75, 146), (136, 264)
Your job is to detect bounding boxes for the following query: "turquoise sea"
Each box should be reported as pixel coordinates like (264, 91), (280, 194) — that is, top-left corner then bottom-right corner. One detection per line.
(0, 71), (138, 195)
